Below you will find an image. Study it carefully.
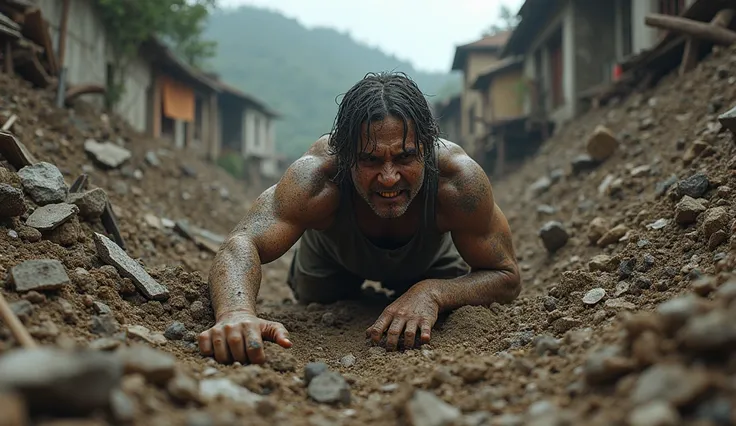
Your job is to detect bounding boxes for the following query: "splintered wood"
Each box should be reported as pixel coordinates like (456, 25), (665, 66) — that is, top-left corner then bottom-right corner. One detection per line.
(0, 3), (58, 87)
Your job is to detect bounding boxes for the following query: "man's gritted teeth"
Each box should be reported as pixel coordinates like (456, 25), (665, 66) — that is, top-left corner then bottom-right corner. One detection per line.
(376, 189), (404, 198)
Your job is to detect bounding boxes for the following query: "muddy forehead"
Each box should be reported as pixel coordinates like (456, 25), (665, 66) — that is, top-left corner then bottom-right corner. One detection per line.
(358, 117), (419, 153)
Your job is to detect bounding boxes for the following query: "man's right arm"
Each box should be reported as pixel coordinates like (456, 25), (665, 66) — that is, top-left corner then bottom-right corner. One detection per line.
(198, 150), (337, 364)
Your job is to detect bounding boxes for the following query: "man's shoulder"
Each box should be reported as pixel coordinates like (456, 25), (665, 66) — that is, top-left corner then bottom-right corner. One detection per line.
(436, 138), (494, 221)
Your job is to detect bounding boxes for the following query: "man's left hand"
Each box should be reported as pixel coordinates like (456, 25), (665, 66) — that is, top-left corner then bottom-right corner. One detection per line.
(365, 281), (439, 350)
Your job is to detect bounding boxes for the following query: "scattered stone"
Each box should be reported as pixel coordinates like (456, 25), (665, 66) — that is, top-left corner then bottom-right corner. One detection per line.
(637, 254), (655, 272)
(631, 364), (710, 407)
(84, 139), (131, 169)
(92, 301), (111, 315)
(571, 154), (600, 174)
(167, 373), (200, 404)
(0, 348), (122, 416)
(67, 188), (107, 219)
(582, 288), (606, 305)
(109, 389), (136, 423)
(533, 335), (560, 356)
(89, 338), (122, 351)
(17, 162), (67, 205)
(164, 322), (187, 341)
(543, 296), (558, 312)
(702, 207), (729, 238)
(94, 232), (169, 300)
(586, 125), (618, 161)
(597, 224), (629, 247)
(647, 218), (669, 230)
(717, 104), (736, 135)
(120, 344), (176, 385)
(551, 317), (582, 334)
(10, 300), (33, 321)
(304, 362), (329, 385)
(10, 259), (70, 292)
(22, 290), (46, 304)
(125, 325), (167, 345)
(628, 401), (680, 426)
(587, 217), (609, 244)
(527, 176), (552, 197)
(708, 230), (728, 250)
(604, 298), (636, 310)
(677, 173), (710, 199)
(200, 378), (263, 406)
(618, 258), (636, 280)
(539, 221), (569, 253)
(588, 255), (618, 272)
(307, 371), (351, 405)
(339, 354), (356, 368)
(656, 295), (710, 333)
(405, 390), (460, 426)
(583, 345), (636, 384)
(674, 196), (706, 225)
(0, 183), (25, 217)
(678, 308), (736, 352)
(25, 203), (79, 231)
(321, 312), (336, 326)
(457, 363), (486, 383)
(145, 151), (160, 167)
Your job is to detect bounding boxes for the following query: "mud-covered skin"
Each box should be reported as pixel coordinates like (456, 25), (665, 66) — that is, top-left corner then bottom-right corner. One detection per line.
(200, 118), (520, 363)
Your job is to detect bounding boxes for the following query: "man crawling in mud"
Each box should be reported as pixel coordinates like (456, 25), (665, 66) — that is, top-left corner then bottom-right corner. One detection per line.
(199, 71), (521, 365)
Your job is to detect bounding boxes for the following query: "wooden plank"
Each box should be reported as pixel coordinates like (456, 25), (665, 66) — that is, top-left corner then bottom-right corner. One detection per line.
(57, 0), (70, 68)
(64, 84), (105, 105)
(13, 48), (51, 87)
(21, 8), (57, 75)
(0, 131), (37, 169)
(680, 9), (735, 75)
(1, 114), (17, 132)
(0, 11), (20, 31)
(645, 13), (736, 45)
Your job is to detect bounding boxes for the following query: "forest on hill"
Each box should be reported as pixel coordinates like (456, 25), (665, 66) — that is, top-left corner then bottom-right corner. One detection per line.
(204, 6), (461, 160)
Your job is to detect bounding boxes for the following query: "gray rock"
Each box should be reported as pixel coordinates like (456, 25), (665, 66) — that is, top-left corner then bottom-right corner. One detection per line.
(628, 401), (680, 426)
(571, 154), (600, 175)
(167, 373), (200, 403)
(678, 308), (736, 352)
(17, 162), (67, 205)
(718, 104), (736, 135)
(120, 345), (176, 385)
(405, 390), (461, 426)
(583, 345), (635, 385)
(339, 354), (356, 368)
(539, 221), (569, 253)
(533, 335), (560, 356)
(307, 371), (351, 405)
(0, 347), (122, 416)
(67, 188), (107, 218)
(11, 259), (70, 292)
(304, 362), (329, 385)
(109, 389), (136, 423)
(527, 176), (552, 197)
(199, 378), (263, 406)
(164, 322), (187, 340)
(656, 295), (710, 333)
(125, 325), (167, 345)
(25, 203), (78, 231)
(89, 314), (120, 336)
(0, 184), (25, 217)
(677, 173), (710, 199)
(145, 151), (160, 167)
(93, 301), (112, 315)
(583, 288), (606, 305)
(631, 364), (709, 407)
(93, 232), (169, 300)
(702, 207), (730, 238)
(84, 139), (131, 169)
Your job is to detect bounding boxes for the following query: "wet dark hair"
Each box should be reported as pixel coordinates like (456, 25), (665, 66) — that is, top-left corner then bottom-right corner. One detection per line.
(327, 71), (440, 186)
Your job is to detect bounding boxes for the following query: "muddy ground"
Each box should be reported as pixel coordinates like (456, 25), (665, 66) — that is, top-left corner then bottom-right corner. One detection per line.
(2, 45), (736, 426)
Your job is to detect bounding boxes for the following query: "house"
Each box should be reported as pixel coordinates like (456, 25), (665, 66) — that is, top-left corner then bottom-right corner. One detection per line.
(31, 0), (281, 185)
(210, 76), (281, 188)
(501, 0), (696, 130)
(433, 94), (460, 143)
(450, 32), (510, 160)
(469, 56), (543, 176)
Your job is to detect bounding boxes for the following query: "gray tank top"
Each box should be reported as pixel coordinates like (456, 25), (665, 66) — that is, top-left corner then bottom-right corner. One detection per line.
(298, 166), (457, 283)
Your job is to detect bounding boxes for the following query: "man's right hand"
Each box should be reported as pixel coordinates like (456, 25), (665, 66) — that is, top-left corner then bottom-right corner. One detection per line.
(198, 311), (292, 364)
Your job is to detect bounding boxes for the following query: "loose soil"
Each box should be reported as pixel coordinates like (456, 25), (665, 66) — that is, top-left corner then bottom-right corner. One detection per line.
(2, 45), (736, 426)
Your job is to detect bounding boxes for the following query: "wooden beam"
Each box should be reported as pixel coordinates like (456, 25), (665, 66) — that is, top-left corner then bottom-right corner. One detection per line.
(645, 13), (736, 45)
(56, 0), (70, 68)
(679, 9), (735, 75)
(64, 84), (105, 105)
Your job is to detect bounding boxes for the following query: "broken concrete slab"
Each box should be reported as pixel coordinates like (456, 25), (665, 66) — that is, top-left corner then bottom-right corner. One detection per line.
(67, 188), (107, 219)
(0, 183), (26, 217)
(25, 203), (78, 231)
(10, 259), (70, 292)
(84, 139), (131, 169)
(93, 232), (168, 300)
(17, 162), (68, 205)
(717, 105), (736, 135)
(101, 200), (125, 250)
(0, 347), (123, 416)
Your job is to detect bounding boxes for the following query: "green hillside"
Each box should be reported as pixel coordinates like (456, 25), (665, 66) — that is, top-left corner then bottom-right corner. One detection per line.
(204, 6), (461, 160)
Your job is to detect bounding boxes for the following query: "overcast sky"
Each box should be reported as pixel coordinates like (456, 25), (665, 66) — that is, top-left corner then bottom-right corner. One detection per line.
(216, 0), (524, 73)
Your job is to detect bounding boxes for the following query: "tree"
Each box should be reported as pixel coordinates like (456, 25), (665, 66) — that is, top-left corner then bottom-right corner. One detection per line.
(484, 4), (520, 36)
(94, 0), (218, 108)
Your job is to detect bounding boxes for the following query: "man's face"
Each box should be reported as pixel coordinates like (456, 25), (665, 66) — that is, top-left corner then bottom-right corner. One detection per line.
(351, 116), (425, 219)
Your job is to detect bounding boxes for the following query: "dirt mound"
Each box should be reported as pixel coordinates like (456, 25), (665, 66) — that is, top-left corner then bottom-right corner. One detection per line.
(1, 43), (736, 425)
